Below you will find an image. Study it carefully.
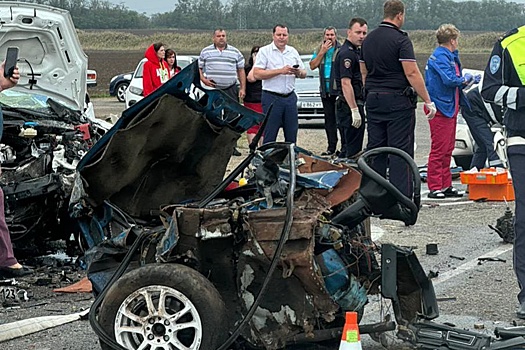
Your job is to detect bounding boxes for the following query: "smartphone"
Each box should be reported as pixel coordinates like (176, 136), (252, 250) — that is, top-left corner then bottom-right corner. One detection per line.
(4, 47), (19, 78)
(293, 64), (299, 68)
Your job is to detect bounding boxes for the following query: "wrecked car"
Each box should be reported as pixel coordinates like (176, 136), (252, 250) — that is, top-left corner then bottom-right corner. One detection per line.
(73, 62), (525, 350)
(0, 2), (110, 255)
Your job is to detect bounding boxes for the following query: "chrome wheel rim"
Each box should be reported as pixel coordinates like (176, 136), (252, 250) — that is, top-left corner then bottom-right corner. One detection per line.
(114, 285), (203, 350)
(117, 84), (127, 102)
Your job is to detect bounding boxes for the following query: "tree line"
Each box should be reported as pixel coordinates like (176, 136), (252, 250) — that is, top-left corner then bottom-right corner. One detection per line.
(16, 0), (525, 31)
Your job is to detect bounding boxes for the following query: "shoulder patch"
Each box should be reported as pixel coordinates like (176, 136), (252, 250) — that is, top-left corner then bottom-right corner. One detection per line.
(344, 58), (351, 69)
(490, 55), (501, 74)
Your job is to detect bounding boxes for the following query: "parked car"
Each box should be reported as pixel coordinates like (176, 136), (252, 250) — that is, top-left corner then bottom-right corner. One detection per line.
(109, 71), (132, 103)
(0, 2), (110, 255)
(87, 69), (97, 88)
(296, 54), (324, 126)
(125, 55), (197, 108)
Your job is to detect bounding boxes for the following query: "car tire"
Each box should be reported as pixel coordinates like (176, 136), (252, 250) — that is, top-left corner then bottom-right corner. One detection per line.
(98, 263), (228, 350)
(116, 82), (128, 103)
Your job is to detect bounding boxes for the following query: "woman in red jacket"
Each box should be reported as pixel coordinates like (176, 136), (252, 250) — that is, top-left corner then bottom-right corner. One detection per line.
(143, 42), (170, 97)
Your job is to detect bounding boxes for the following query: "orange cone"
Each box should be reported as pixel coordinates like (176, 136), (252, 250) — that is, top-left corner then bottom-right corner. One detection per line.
(339, 311), (362, 350)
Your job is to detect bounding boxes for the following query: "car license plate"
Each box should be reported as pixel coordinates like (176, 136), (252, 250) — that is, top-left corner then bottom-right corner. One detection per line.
(301, 102), (322, 108)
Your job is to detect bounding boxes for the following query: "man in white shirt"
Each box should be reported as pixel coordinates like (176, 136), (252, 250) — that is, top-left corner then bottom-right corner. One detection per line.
(254, 25), (306, 144)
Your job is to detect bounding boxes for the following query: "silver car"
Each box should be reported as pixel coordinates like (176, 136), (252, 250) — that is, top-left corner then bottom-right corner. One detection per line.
(296, 55), (324, 126)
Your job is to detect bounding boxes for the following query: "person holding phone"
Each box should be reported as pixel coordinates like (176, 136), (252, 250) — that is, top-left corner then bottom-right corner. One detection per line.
(0, 59), (34, 278)
(253, 24), (306, 144)
(309, 26), (342, 157)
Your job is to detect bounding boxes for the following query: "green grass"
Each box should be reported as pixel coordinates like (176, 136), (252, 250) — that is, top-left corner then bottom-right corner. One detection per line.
(78, 29), (501, 54)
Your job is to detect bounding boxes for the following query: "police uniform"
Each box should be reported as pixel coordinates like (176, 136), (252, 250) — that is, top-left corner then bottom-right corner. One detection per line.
(462, 87), (503, 169)
(360, 22), (418, 197)
(481, 25), (525, 315)
(333, 39), (365, 158)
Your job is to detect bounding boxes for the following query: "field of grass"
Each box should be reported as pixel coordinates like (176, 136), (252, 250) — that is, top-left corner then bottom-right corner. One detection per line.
(79, 29), (502, 54)
(84, 29), (499, 97)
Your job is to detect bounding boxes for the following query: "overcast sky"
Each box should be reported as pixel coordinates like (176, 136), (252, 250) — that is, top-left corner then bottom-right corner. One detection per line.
(107, 0), (176, 15)
(109, 0), (525, 15)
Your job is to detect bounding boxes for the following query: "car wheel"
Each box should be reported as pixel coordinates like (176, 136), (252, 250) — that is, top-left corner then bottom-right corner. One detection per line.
(116, 83), (128, 102)
(98, 264), (228, 350)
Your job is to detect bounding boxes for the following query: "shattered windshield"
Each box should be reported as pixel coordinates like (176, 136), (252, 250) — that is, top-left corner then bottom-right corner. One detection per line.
(0, 89), (76, 115)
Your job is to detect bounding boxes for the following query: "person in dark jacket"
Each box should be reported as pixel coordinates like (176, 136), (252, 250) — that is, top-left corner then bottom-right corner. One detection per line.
(333, 18), (368, 159)
(360, 0), (436, 199)
(461, 84), (504, 169)
(143, 42), (170, 97)
(424, 24), (474, 199)
(0, 62), (33, 278)
(310, 26), (342, 156)
(245, 46), (263, 145)
(481, 24), (525, 319)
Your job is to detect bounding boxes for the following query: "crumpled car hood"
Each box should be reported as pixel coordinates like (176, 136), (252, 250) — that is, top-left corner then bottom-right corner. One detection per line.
(0, 2), (87, 111)
(76, 62), (264, 217)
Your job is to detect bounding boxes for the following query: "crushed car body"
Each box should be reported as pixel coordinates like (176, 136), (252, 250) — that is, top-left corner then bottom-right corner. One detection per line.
(71, 61), (525, 350)
(0, 2), (110, 254)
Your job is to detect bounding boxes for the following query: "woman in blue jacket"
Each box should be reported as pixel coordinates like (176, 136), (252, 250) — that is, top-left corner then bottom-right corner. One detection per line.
(425, 24), (476, 199)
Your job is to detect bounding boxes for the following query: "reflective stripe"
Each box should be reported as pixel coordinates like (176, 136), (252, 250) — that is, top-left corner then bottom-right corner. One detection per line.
(494, 86), (509, 105)
(507, 87), (519, 109)
(488, 159), (504, 166)
(507, 136), (525, 147)
(482, 100), (499, 124)
(501, 26), (525, 85)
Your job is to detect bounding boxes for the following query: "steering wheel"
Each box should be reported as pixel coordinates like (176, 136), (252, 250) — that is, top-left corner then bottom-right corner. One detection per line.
(357, 147), (421, 225)
(332, 147), (421, 228)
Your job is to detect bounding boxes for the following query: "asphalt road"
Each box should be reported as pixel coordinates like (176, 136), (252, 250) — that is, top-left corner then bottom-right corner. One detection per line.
(0, 98), (520, 350)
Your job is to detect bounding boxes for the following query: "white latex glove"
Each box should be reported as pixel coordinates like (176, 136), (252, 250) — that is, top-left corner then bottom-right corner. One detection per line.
(424, 102), (437, 121)
(351, 107), (362, 128)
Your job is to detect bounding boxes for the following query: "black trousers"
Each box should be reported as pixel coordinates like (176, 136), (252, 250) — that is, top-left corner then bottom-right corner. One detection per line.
(321, 95), (338, 153)
(365, 92), (416, 198)
(335, 98), (365, 158)
(220, 84), (239, 122)
(508, 145), (525, 303)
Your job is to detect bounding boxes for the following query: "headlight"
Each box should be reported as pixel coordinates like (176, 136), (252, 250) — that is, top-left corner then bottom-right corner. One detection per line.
(129, 86), (143, 95)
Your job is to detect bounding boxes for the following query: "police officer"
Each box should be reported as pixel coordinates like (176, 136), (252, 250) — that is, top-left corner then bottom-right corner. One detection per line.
(360, 0), (436, 198)
(481, 24), (525, 318)
(462, 84), (504, 170)
(333, 18), (368, 159)
(310, 26), (341, 156)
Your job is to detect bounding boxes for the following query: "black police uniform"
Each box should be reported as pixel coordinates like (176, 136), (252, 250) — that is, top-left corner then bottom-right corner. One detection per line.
(333, 39), (365, 158)
(360, 22), (418, 198)
(481, 25), (525, 313)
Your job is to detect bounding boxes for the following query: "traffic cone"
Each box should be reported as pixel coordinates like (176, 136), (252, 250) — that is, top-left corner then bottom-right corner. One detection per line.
(339, 311), (362, 350)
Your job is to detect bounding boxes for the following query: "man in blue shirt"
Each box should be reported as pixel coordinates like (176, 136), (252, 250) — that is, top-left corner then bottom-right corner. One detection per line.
(310, 26), (341, 156)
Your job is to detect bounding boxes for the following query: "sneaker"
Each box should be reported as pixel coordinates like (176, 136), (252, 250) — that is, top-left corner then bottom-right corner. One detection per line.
(321, 150), (335, 156)
(428, 190), (445, 199)
(443, 186), (464, 197)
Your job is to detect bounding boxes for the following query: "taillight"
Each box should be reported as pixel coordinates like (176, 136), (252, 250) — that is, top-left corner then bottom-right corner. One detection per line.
(87, 73), (96, 80)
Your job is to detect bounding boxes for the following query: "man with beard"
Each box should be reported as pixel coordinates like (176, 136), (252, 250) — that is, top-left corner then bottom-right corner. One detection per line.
(310, 26), (342, 156)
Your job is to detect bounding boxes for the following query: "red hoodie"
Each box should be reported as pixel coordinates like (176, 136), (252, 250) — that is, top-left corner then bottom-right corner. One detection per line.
(142, 44), (170, 96)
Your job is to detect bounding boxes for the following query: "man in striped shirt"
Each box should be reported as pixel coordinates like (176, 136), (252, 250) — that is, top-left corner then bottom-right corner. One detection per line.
(199, 28), (246, 122)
